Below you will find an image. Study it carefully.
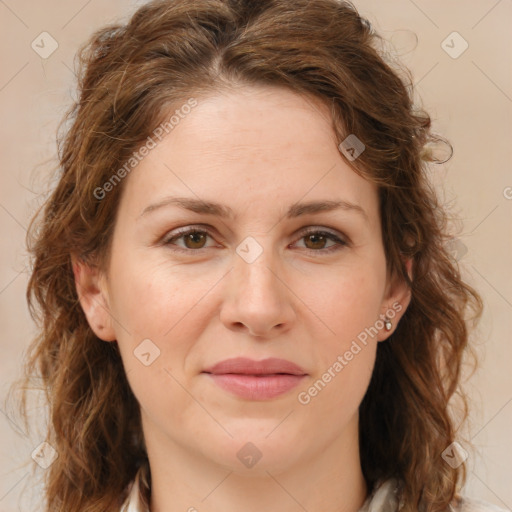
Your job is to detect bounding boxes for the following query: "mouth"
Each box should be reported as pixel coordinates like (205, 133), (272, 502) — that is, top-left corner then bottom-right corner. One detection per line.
(202, 357), (308, 400)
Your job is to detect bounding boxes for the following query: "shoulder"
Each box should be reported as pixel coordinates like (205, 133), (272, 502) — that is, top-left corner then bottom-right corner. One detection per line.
(452, 496), (509, 512)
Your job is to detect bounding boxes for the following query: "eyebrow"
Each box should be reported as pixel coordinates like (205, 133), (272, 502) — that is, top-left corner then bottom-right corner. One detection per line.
(139, 196), (369, 223)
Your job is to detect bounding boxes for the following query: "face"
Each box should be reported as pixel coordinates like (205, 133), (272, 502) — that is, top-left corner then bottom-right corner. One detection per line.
(75, 84), (411, 476)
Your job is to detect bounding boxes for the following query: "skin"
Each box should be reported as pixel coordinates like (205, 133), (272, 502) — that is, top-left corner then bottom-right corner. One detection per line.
(74, 84), (412, 512)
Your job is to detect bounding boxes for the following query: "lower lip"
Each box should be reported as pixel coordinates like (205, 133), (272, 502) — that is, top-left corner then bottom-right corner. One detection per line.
(205, 373), (306, 400)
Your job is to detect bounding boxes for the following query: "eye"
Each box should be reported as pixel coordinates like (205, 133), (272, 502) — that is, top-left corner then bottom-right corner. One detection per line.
(293, 228), (348, 254)
(162, 227), (216, 251)
(162, 226), (348, 254)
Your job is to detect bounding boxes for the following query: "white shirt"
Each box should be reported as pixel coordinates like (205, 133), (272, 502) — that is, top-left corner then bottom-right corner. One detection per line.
(120, 466), (509, 512)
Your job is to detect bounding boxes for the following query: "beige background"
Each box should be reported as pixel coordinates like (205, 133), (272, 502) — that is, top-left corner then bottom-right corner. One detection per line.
(0, 1), (511, 510)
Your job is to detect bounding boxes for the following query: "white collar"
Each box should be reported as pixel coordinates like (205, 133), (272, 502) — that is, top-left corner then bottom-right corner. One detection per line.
(120, 465), (150, 512)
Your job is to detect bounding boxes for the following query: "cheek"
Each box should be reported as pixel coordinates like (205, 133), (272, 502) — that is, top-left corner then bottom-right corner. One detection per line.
(296, 274), (380, 424)
(107, 252), (207, 340)
(106, 258), (206, 425)
(296, 264), (384, 399)
(104, 253), (208, 403)
(298, 345), (376, 440)
(302, 264), (386, 348)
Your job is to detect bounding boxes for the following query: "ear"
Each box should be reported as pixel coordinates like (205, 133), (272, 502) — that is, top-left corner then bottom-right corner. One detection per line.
(377, 257), (413, 342)
(71, 255), (117, 342)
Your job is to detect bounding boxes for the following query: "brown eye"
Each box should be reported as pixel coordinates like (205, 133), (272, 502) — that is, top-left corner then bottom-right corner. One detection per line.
(295, 229), (347, 254)
(182, 231), (208, 249)
(163, 228), (214, 251)
(303, 233), (329, 250)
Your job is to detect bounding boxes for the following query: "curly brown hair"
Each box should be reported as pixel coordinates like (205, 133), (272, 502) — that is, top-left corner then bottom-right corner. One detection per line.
(6, 0), (483, 511)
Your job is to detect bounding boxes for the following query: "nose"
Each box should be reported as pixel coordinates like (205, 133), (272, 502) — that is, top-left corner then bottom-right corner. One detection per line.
(219, 241), (296, 339)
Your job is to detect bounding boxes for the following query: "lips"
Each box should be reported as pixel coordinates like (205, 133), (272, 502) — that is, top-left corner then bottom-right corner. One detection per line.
(202, 357), (307, 400)
(203, 357), (307, 376)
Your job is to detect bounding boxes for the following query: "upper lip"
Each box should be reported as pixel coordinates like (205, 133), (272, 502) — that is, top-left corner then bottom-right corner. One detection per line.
(202, 357), (307, 376)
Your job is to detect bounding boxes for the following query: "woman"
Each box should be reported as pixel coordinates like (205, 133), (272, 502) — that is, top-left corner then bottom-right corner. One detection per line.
(8, 0), (506, 511)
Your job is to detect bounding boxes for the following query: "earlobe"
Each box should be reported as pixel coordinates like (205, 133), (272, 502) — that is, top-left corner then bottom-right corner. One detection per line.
(377, 257), (413, 342)
(71, 255), (117, 342)
(404, 257), (413, 282)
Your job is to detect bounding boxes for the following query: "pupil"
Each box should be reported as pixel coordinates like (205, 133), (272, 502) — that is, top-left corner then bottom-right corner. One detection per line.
(308, 234), (325, 248)
(188, 233), (204, 247)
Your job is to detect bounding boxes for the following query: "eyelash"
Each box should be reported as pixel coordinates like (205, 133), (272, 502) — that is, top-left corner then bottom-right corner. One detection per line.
(161, 225), (348, 255)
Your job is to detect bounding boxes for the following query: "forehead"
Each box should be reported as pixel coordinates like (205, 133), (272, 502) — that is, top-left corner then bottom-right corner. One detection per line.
(177, 85), (338, 160)
(117, 85), (379, 225)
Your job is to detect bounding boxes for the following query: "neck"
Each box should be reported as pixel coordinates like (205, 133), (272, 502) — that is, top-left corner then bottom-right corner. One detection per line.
(144, 414), (368, 512)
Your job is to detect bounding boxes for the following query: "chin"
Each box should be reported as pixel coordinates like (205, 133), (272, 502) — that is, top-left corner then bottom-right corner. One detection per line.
(197, 425), (308, 475)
